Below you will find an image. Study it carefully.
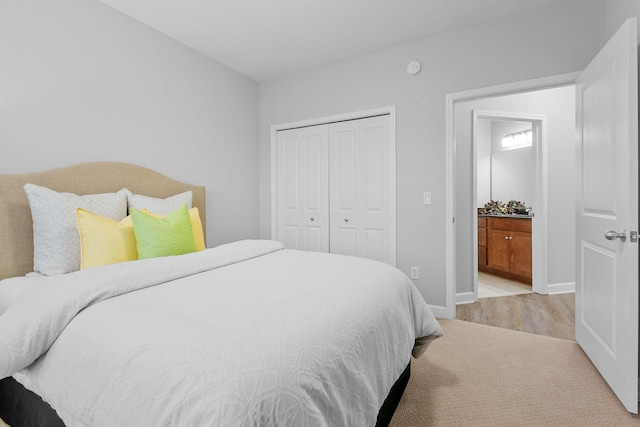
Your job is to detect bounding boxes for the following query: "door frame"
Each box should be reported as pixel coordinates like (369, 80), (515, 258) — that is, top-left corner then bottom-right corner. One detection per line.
(270, 105), (397, 265)
(468, 110), (547, 302)
(443, 73), (579, 319)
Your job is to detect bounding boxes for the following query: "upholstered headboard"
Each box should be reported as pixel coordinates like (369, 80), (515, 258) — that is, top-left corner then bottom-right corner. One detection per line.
(0, 162), (206, 280)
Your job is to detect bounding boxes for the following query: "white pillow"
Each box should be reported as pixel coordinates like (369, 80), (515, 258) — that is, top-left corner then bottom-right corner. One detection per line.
(123, 188), (192, 215)
(23, 184), (127, 276)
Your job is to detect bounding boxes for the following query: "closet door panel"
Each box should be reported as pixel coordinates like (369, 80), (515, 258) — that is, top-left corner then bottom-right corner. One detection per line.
(336, 130), (357, 211)
(363, 126), (383, 211)
(305, 135), (324, 211)
(330, 127), (356, 255)
(302, 133), (327, 251)
(335, 227), (357, 257)
(279, 136), (300, 248)
(329, 115), (392, 263)
(360, 119), (389, 253)
(283, 139), (299, 209)
(277, 125), (329, 252)
(364, 228), (385, 262)
(283, 225), (300, 250)
(330, 126), (357, 255)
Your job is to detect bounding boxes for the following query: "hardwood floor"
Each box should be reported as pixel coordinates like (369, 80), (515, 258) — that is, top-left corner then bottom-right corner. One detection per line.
(456, 292), (575, 341)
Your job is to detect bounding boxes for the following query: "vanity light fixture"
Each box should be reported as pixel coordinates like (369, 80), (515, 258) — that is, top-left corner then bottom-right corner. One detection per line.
(502, 130), (532, 148)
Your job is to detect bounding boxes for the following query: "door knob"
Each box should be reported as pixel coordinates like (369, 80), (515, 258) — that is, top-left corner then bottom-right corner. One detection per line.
(344, 218), (349, 223)
(604, 229), (626, 242)
(310, 217), (315, 222)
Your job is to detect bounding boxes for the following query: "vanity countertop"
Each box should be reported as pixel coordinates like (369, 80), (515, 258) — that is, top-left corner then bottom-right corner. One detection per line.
(478, 214), (532, 219)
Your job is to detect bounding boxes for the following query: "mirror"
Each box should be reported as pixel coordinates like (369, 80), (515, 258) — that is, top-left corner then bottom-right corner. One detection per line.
(477, 119), (533, 214)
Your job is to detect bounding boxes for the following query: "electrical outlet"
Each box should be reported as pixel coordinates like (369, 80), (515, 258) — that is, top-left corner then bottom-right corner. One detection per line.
(410, 267), (419, 280)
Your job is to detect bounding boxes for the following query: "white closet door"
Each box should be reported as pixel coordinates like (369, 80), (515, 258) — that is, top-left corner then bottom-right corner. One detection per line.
(276, 125), (329, 252)
(329, 115), (394, 264)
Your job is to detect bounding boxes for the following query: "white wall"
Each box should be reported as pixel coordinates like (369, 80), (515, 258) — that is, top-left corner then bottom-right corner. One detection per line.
(601, 0), (640, 45)
(259, 0), (601, 307)
(0, 0), (260, 247)
(456, 85), (576, 295)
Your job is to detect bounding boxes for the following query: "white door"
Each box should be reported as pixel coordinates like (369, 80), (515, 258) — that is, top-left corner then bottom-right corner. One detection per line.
(575, 17), (638, 413)
(329, 115), (395, 265)
(276, 125), (329, 252)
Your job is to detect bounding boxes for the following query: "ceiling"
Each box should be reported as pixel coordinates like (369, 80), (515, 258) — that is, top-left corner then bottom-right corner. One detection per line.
(100, 0), (567, 81)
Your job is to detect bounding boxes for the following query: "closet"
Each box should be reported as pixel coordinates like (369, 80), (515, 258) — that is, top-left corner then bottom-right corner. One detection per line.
(275, 114), (395, 265)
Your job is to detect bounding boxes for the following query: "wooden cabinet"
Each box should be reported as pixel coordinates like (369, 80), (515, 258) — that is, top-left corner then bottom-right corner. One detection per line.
(478, 216), (531, 284)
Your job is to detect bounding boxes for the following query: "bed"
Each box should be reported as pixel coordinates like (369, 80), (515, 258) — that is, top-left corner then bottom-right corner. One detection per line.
(0, 162), (443, 427)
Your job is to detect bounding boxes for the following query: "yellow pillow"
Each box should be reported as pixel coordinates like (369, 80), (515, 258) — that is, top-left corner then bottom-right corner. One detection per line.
(76, 208), (138, 269)
(142, 207), (206, 251)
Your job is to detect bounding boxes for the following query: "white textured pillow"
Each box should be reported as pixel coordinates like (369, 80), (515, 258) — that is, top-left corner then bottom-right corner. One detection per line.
(123, 188), (192, 215)
(23, 184), (127, 276)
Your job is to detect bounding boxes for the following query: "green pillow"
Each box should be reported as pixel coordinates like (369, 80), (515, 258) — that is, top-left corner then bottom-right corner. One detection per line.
(130, 204), (196, 259)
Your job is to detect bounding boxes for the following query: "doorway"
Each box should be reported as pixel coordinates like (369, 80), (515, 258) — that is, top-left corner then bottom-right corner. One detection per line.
(454, 85), (576, 306)
(442, 72), (579, 319)
(449, 82), (578, 345)
(473, 112), (544, 301)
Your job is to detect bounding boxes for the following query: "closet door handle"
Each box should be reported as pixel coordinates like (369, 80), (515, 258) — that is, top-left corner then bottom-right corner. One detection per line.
(344, 218), (349, 223)
(310, 217), (315, 222)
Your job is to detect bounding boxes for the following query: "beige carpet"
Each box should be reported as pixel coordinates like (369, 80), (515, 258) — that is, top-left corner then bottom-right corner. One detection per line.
(391, 319), (640, 426)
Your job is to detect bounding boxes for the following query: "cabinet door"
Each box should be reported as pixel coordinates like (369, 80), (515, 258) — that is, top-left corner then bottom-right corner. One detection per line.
(487, 229), (510, 272)
(477, 223), (488, 269)
(478, 245), (488, 268)
(276, 125), (329, 252)
(329, 115), (393, 264)
(509, 231), (532, 278)
(478, 226), (487, 247)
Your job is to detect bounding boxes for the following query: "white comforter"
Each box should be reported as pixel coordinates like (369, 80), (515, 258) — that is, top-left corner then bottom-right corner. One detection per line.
(0, 240), (442, 427)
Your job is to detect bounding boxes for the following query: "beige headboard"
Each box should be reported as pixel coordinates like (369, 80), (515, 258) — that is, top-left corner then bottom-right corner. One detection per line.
(0, 162), (206, 280)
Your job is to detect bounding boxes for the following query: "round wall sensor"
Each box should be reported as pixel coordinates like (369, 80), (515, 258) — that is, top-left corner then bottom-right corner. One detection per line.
(407, 60), (421, 75)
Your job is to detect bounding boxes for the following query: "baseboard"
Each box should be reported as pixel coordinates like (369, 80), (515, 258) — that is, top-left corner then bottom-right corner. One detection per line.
(546, 281), (575, 294)
(428, 304), (450, 319)
(455, 292), (476, 305)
